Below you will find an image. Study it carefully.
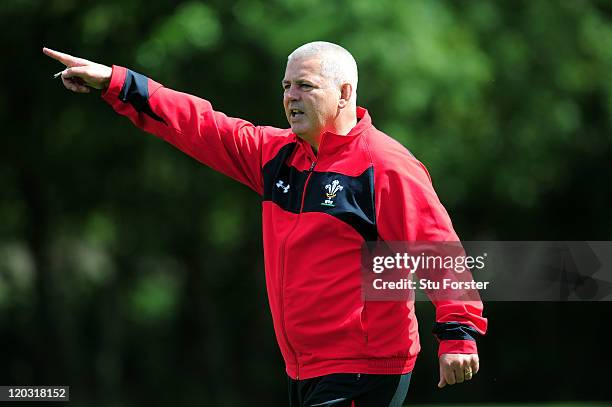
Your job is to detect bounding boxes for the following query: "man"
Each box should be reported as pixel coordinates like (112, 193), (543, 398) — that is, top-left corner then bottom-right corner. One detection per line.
(43, 42), (487, 406)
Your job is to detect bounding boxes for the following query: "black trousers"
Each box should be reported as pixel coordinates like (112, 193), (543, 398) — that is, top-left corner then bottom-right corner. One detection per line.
(288, 372), (412, 407)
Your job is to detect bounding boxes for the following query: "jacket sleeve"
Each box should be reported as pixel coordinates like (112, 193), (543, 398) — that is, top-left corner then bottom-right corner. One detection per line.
(101, 65), (264, 195)
(375, 155), (488, 356)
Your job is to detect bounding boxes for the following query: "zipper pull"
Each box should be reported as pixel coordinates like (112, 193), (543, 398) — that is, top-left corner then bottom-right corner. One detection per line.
(308, 161), (316, 172)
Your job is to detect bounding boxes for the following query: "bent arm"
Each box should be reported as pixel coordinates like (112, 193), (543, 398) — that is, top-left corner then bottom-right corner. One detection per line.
(375, 155), (487, 385)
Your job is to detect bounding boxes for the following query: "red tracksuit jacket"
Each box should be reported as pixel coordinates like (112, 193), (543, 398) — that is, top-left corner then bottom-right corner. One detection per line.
(102, 66), (487, 380)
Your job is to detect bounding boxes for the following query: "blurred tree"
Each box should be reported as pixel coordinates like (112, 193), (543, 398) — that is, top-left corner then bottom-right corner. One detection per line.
(1, 0), (611, 405)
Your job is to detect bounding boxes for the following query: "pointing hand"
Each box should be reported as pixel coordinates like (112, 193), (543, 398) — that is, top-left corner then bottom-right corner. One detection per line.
(43, 47), (112, 93)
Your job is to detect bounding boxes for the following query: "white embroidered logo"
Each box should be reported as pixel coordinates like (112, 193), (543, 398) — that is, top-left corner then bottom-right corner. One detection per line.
(276, 180), (290, 194)
(322, 180), (343, 207)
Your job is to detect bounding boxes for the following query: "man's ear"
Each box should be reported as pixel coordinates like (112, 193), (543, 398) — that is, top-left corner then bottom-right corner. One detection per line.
(338, 83), (353, 109)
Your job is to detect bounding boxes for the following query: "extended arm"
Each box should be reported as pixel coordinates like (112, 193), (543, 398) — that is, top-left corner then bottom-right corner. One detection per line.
(43, 48), (265, 194)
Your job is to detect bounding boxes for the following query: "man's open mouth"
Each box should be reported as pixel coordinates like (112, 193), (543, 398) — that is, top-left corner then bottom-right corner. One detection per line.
(290, 109), (304, 118)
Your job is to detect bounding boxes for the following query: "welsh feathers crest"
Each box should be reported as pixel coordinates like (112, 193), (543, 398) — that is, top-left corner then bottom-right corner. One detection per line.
(322, 180), (344, 207)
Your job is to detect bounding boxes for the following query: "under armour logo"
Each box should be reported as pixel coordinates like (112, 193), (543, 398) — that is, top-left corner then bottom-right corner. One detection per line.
(276, 180), (290, 193)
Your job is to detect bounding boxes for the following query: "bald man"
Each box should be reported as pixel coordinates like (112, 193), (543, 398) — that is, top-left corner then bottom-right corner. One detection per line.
(44, 42), (486, 407)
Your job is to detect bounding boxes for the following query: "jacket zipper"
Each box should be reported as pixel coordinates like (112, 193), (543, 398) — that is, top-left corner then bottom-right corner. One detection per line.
(278, 159), (317, 380)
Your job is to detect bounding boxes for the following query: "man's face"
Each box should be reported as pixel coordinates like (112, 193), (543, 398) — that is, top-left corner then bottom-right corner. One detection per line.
(282, 57), (341, 141)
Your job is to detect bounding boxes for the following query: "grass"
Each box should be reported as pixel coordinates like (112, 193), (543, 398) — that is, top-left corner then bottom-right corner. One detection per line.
(407, 404), (610, 407)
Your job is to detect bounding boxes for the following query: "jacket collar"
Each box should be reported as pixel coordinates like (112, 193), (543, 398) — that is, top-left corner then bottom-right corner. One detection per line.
(298, 106), (372, 157)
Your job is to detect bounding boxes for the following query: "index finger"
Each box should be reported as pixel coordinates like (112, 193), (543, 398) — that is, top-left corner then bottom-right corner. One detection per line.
(42, 47), (88, 67)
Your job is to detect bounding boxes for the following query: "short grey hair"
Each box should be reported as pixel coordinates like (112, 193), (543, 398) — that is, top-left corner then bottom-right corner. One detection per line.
(288, 41), (358, 91)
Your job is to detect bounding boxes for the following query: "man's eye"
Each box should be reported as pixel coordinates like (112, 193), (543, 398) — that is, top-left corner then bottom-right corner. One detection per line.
(300, 84), (312, 90)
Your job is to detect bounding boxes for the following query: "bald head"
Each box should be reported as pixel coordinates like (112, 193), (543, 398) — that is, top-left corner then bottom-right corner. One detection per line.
(288, 41), (358, 95)
(283, 42), (359, 147)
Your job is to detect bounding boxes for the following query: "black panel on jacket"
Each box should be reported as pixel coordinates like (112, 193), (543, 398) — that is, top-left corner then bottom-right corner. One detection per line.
(119, 69), (167, 125)
(263, 142), (377, 242)
(263, 143), (306, 213)
(302, 167), (377, 242)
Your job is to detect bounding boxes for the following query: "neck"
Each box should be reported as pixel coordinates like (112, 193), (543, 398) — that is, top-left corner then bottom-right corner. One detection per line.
(304, 107), (358, 152)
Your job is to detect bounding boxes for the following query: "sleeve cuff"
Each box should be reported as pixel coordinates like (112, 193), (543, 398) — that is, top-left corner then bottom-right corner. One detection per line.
(101, 65), (127, 102)
(438, 339), (478, 357)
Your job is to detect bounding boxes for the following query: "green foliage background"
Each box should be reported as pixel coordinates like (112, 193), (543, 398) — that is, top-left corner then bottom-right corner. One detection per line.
(1, 0), (611, 405)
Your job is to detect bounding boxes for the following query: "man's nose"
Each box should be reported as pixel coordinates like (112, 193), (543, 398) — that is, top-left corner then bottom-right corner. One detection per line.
(285, 85), (300, 101)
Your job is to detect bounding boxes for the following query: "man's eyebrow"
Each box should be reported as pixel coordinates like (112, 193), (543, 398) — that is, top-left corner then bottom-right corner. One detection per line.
(282, 79), (313, 85)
